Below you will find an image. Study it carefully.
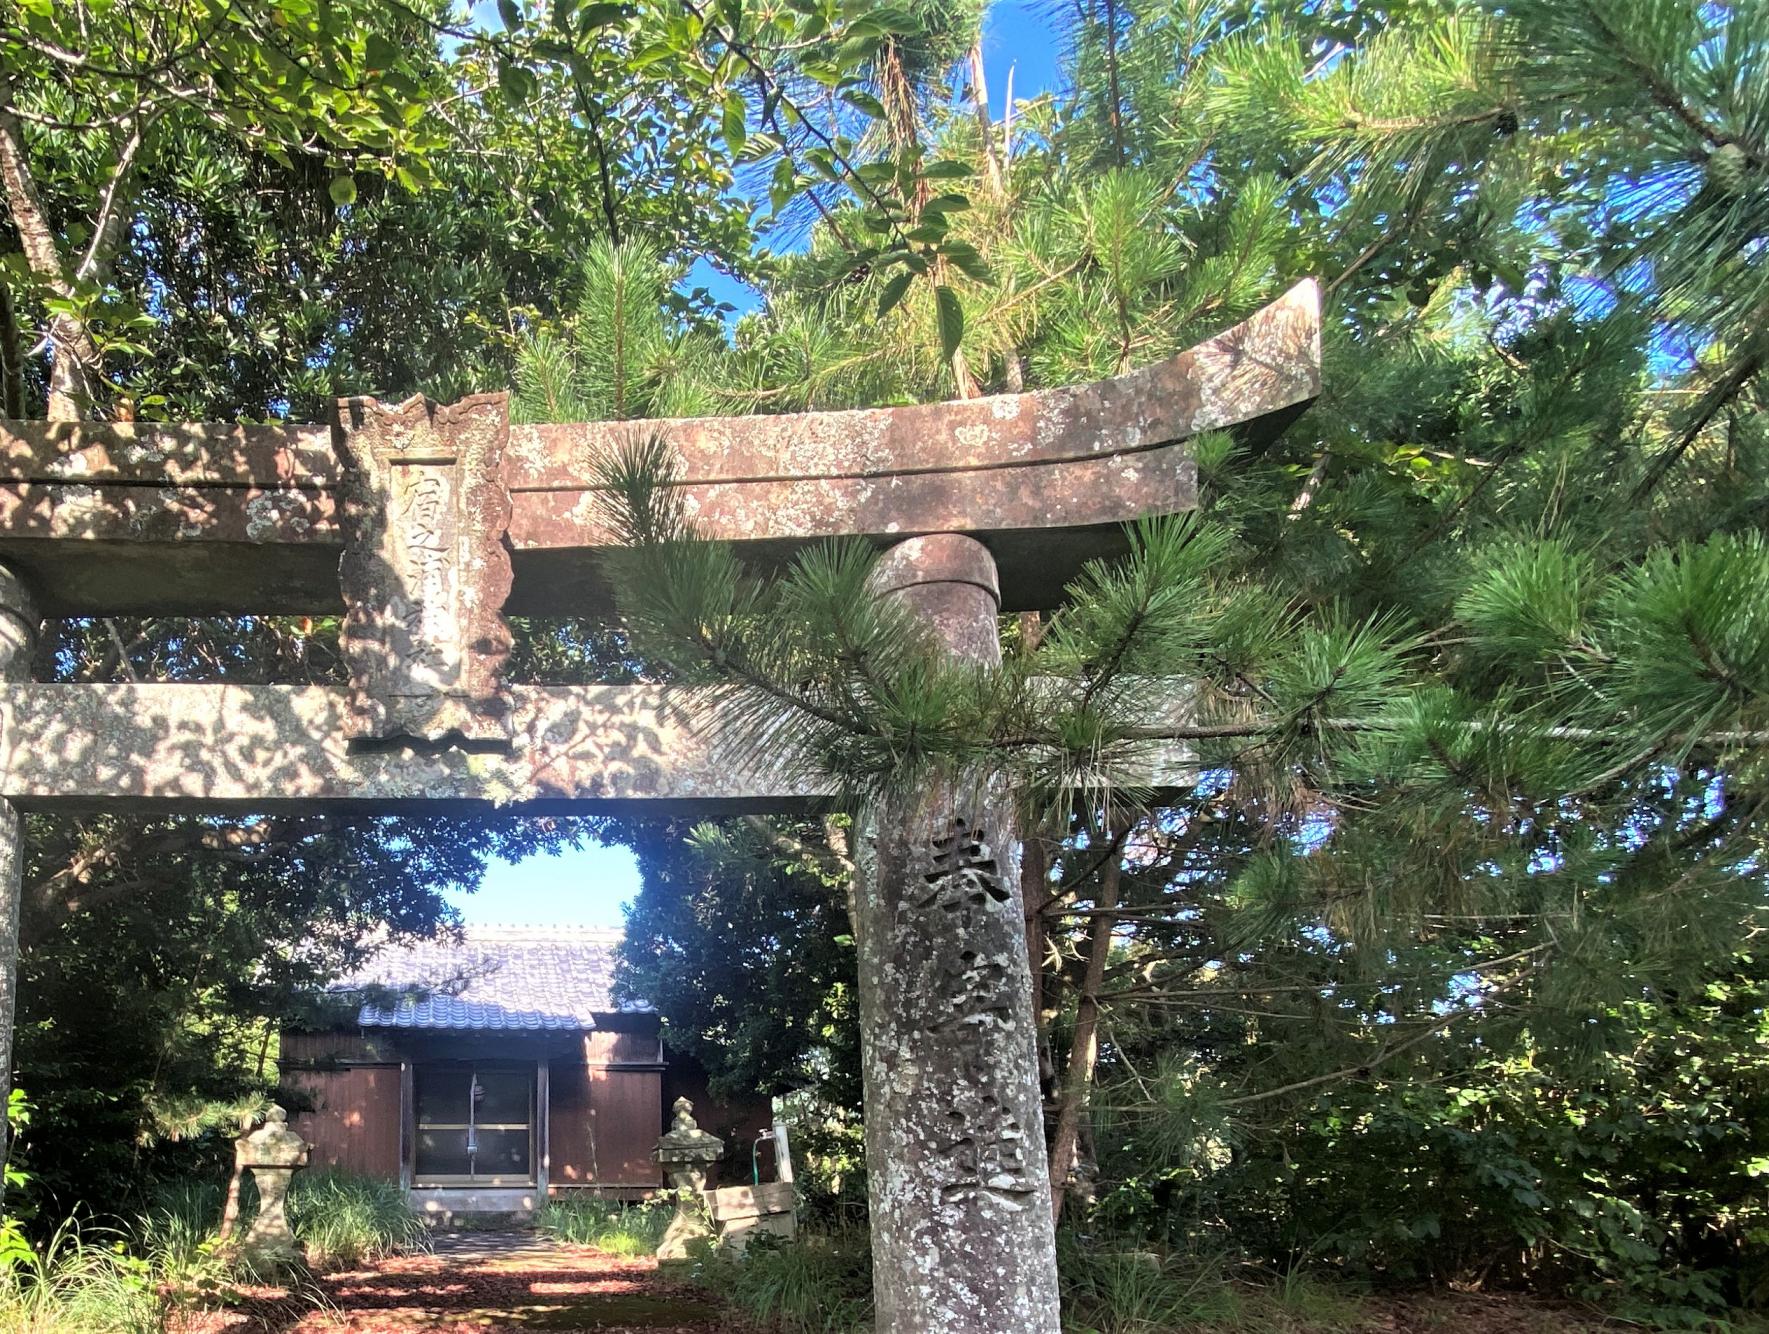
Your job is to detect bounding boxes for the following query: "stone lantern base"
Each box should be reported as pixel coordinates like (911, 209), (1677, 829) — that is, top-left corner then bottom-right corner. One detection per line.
(653, 1098), (724, 1262)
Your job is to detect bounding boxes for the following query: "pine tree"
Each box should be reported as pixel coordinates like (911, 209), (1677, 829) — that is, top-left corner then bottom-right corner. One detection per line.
(567, 2), (1769, 1294)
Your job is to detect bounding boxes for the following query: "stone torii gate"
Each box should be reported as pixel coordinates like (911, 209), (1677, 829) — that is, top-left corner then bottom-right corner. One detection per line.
(0, 282), (1319, 1331)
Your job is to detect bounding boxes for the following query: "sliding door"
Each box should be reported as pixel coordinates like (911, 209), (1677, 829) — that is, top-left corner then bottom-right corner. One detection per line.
(413, 1062), (534, 1185)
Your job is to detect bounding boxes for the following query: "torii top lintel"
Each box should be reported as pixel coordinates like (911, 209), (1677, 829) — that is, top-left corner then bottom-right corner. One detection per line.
(0, 281), (1319, 625)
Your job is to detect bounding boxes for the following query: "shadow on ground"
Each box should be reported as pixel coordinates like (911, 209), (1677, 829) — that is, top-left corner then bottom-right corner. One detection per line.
(173, 1231), (732, 1334)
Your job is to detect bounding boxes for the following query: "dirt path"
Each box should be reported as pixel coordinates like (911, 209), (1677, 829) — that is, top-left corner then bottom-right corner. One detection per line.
(180, 1231), (736, 1333)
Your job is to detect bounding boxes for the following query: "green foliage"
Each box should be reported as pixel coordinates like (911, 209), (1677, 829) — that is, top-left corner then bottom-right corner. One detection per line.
(513, 239), (723, 422)
(536, 1196), (673, 1255)
(1456, 539), (1598, 665)
(694, 1229), (873, 1334)
(1090, 957), (1769, 1319)
(0, 1222), (162, 1334)
(286, 1171), (426, 1269)
(0, 0), (452, 414)
(615, 817), (860, 1105)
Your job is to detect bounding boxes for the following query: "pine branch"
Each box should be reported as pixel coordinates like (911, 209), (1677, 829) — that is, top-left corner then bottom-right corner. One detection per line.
(1219, 950), (1549, 1108)
(1574, 0), (1743, 158)
(1632, 348), (1763, 501)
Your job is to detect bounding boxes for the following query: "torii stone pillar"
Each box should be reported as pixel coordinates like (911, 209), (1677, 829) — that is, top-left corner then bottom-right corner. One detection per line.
(0, 565), (34, 1198)
(856, 535), (1060, 1333)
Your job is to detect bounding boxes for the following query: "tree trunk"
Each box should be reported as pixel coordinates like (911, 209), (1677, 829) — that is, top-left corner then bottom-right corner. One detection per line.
(0, 282), (23, 418)
(1015, 615), (1054, 1091)
(1048, 833), (1126, 1222)
(968, 42), (1003, 195)
(1023, 831), (1052, 1039)
(217, 1138), (249, 1243)
(0, 74), (104, 420)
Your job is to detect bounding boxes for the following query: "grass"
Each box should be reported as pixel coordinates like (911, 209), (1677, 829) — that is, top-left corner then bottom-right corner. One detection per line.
(536, 1196), (674, 1256)
(0, 1222), (164, 1334)
(137, 1178), (229, 1281)
(695, 1228), (872, 1334)
(0, 1171), (426, 1333)
(139, 1169), (425, 1272)
(1061, 1248), (1247, 1333)
(686, 1226), (1690, 1334)
(286, 1171), (427, 1268)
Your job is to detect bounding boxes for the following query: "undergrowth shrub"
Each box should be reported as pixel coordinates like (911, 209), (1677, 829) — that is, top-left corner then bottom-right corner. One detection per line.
(692, 1227), (1384, 1334)
(0, 1172), (419, 1331)
(1091, 971), (1769, 1322)
(0, 1222), (162, 1334)
(695, 1228), (871, 1333)
(286, 1171), (425, 1268)
(1062, 1249), (1243, 1333)
(537, 1196), (673, 1255)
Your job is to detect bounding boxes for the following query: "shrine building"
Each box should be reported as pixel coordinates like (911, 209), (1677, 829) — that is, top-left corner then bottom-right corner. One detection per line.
(279, 925), (769, 1223)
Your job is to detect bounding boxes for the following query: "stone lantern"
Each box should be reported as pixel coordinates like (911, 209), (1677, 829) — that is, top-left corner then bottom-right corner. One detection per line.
(238, 1105), (309, 1264)
(652, 1097), (723, 1261)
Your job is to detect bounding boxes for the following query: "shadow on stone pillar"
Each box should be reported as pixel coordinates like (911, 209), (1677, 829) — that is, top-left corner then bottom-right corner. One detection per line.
(0, 564), (36, 1205)
(237, 1105), (310, 1267)
(855, 534), (1061, 1333)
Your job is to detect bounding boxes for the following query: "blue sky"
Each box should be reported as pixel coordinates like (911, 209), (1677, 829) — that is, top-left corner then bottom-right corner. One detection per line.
(448, 838), (640, 928)
(465, 1), (1066, 929)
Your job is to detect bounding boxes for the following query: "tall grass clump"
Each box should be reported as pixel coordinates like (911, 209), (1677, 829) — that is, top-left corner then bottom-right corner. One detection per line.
(0, 1222), (163, 1334)
(137, 1178), (228, 1281)
(287, 1171), (425, 1268)
(536, 1196), (672, 1256)
(1058, 1240), (1247, 1333)
(699, 1229), (871, 1334)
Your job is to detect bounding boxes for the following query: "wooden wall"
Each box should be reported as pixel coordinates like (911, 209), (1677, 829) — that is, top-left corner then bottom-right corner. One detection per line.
(549, 1028), (665, 1188)
(549, 1039), (775, 1191)
(279, 1024), (768, 1193)
(281, 1031), (390, 1065)
(283, 1063), (403, 1179)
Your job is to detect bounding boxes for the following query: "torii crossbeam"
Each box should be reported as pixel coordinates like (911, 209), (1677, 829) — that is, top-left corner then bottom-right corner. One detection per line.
(0, 282), (1321, 1332)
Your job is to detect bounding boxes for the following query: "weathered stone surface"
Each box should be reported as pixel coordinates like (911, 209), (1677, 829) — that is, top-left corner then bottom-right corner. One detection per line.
(336, 393), (515, 742)
(0, 418), (334, 482)
(507, 278), (1319, 487)
(856, 535), (1061, 1334)
(0, 683), (821, 812)
(0, 681), (1195, 812)
(0, 283), (1319, 616)
(237, 1106), (309, 1264)
(654, 1099), (724, 1262)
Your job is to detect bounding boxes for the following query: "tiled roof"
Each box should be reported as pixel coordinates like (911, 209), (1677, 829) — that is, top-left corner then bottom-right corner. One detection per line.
(337, 926), (651, 1031)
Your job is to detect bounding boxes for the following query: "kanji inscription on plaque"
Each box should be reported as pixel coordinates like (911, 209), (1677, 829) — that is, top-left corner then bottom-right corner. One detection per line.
(336, 392), (515, 742)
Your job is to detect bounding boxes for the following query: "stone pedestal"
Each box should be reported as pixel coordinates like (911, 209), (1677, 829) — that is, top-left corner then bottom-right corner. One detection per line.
(653, 1098), (723, 1262)
(238, 1106), (309, 1265)
(856, 535), (1061, 1333)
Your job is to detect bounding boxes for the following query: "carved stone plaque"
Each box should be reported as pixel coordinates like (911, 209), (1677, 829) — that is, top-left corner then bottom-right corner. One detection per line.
(336, 393), (514, 743)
